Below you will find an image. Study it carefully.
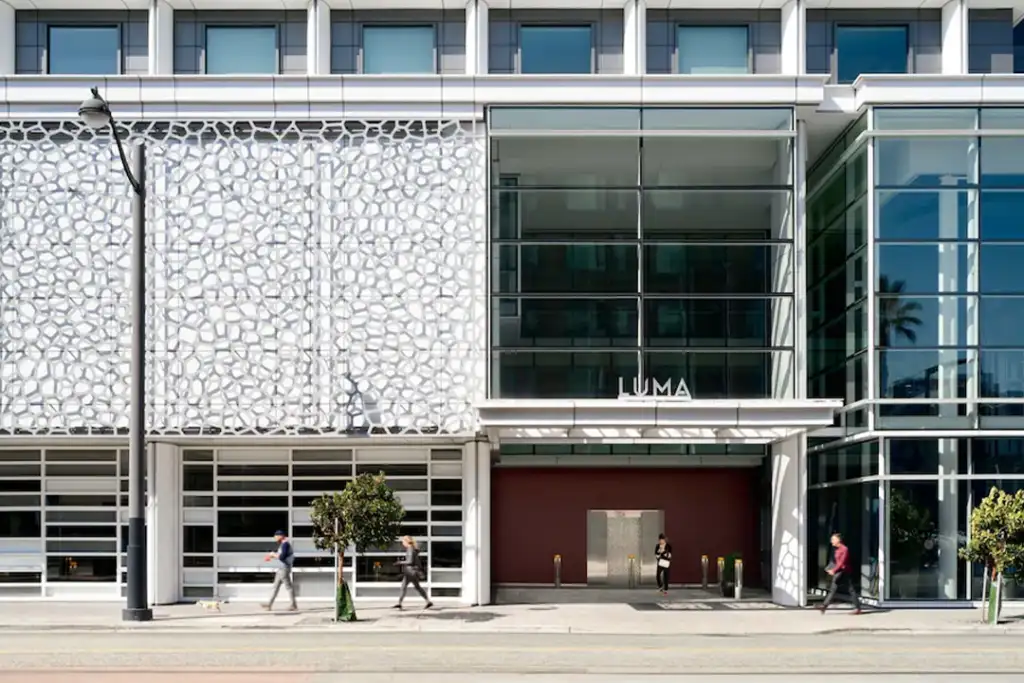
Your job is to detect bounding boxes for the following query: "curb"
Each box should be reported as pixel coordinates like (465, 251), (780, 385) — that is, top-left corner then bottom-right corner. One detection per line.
(0, 625), (1018, 636)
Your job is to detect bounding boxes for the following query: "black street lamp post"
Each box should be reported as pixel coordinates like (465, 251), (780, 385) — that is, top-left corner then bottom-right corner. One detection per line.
(78, 88), (152, 622)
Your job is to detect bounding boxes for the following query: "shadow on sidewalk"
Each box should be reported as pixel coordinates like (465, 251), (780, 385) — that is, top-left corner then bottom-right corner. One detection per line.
(152, 605), (334, 622)
(397, 609), (506, 624)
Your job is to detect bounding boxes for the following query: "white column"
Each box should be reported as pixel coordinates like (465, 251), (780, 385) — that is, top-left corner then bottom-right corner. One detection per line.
(780, 0), (805, 75)
(466, 0), (488, 75)
(461, 440), (479, 605)
(771, 135), (796, 399)
(941, 0), (967, 75)
(0, 1), (16, 75)
(307, 0), (331, 76)
(794, 120), (809, 399)
(771, 435), (806, 607)
(148, 0), (174, 75)
(461, 439), (492, 605)
(935, 174), (961, 600)
(147, 442), (182, 605)
(624, 0), (646, 76)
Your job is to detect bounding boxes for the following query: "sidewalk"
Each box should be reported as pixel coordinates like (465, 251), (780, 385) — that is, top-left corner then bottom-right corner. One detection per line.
(0, 600), (1021, 636)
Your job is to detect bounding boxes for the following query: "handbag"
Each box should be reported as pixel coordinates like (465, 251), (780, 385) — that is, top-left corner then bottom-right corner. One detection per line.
(658, 558), (671, 568)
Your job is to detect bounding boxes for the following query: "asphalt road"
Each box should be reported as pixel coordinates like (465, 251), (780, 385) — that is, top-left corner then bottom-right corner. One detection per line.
(0, 631), (1023, 679)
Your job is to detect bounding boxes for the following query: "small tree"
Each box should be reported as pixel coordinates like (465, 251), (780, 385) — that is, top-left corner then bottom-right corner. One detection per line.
(959, 487), (1024, 623)
(310, 472), (405, 622)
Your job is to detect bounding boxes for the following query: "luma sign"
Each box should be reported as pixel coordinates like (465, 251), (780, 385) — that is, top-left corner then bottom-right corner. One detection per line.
(617, 376), (693, 400)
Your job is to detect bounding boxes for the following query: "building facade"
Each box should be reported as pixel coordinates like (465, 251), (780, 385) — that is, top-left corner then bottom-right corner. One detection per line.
(1, 0), (1023, 607)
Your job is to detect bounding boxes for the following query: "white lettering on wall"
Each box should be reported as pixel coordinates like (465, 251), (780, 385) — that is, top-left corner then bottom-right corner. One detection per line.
(617, 376), (693, 400)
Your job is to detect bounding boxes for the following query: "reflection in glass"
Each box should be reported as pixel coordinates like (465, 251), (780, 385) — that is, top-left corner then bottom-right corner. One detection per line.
(512, 245), (638, 294)
(0, 511), (40, 537)
(645, 351), (782, 398)
(206, 26), (277, 74)
(493, 189), (639, 241)
(879, 349), (969, 401)
(878, 295), (967, 349)
(971, 440), (1024, 475)
(807, 482), (880, 597)
(641, 107), (792, 131)
(495, 298), (638, 348)
(873, 108), (977, 131)
(642, 190), (790, 239)
(677, 26), (749, 75)
(875, 190), (970, 241)
(836, 25), (908, 84)
(520, 25), (592, 74)
(980, 297), (1024, 346)
(363, 26), (434, 74)
(887, 480), (965, 600)
(643, 299), (776, 348)
(217, 511), (289, 538)
(495, 352), (638, 398)
(980, 140), (1024, 188)
(980, 191), (1024, 238)
(874, 139), (975, 187)
(644, 245), (775, 295)
(491, 137), (639, 188)
(642, 138), (791, 187)
(981, 244), (1024, 293)
(490, 107), (640, 131)
(887, 438), (968, 475)
(979, 350), (1024, 398)
(48, 26), (119, 75)
(877, 244), (970, 294)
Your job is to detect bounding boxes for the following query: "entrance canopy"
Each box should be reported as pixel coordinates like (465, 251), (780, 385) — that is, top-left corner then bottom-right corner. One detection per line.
(477, 399), (843, 445)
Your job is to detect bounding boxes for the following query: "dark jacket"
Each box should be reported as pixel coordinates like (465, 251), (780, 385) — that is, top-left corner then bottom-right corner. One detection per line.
(655, 543), (673, 565)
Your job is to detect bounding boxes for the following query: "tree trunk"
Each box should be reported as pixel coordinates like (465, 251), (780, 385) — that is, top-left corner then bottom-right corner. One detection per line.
(335, 546), (357, 622)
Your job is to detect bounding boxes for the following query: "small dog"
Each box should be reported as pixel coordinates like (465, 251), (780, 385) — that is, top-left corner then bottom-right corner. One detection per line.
(196, 599), (225, 612)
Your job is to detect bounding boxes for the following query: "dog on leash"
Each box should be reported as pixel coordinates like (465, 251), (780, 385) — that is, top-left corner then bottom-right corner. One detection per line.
(196, 599), (226, 612)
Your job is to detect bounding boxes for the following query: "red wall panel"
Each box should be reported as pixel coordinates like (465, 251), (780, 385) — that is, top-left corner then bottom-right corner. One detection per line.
(491, 467), (760, 586)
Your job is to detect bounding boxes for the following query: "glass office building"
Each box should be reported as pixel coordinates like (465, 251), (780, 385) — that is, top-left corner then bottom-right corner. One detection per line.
(2, 0), (1024, 607)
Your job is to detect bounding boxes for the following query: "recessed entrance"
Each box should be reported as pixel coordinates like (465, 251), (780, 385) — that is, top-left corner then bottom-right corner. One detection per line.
(586, 509), (663, 587)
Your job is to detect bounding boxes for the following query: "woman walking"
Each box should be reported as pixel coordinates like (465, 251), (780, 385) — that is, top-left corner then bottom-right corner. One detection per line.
(394, 535), (433, 610)
(655, 533), (672, 596)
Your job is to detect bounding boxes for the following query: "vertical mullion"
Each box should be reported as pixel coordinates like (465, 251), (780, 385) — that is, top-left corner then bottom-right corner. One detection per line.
(637, 136), (644, 383)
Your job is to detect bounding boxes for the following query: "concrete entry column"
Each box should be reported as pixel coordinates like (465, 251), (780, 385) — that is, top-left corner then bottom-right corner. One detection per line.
(147, 442), (181, 605)
(771, 435), (805, 606)
(462, 439), (491, 605)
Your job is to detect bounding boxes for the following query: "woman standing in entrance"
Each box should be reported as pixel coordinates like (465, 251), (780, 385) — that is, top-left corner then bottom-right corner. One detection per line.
(655, 533), (672, 596)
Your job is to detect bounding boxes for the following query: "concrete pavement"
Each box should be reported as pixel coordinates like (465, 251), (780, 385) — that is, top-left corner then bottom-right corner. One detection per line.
(0, 631), (1024, 675)
(0, 599), (1021, 635)
(3, 677), (1024, 683)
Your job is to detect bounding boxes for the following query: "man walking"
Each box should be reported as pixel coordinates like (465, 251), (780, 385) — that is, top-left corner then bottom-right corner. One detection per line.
(262, 529), (297, 612)
(819, 532), (862, 615)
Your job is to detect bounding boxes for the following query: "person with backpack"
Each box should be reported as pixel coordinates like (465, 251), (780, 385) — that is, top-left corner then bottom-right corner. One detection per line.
(262, 529), (298, 612)
(393, 535), (433, 610)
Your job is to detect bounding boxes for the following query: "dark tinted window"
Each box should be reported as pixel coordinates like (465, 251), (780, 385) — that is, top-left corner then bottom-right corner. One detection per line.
(520, 26), (592, 74)
(836, 26), (908, 84)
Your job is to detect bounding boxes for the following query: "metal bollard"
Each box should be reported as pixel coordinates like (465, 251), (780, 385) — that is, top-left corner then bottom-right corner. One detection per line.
(701, 555), (709, 590)
(734, 559), (744, 600)
(717, 556), (725, 585)
(554, 554), (562, 588)
(627, 554), (637, 589)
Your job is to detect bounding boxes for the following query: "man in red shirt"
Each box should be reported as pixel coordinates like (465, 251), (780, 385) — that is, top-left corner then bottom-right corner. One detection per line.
(819, 532), (862, 615)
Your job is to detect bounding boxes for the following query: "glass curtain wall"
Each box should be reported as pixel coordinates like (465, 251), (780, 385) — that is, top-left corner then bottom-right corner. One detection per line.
(808, 116), (869, 431)
(806, 107), (1024, 602)
(490, 107), (796, 399)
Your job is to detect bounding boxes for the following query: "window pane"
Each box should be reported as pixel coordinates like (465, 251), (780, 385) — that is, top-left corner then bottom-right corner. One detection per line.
(510, 245), (639, 295)
(494, 298), (639, 348)
(836, 26), (908, 84)
(494, 351), (638, 398)
(877, 296), (968, 348)
(981, 244), (1024, 293)
(363, 26), (434, 74)
(874, 139), (975, 187)
(494, 189), (638, 241)
(48, 26), (119, 75)
(980, 139), (1024, 188)
(520, 26), (592, 74)
(206, 26), (277, 74)
(876, 244), (970, 294)
(644, 245), (783, 295)
(980, 191), (1024, 238)
(644, 299), (779, 348)
(644, 351), (782, 398)
(875, 190), (971, 241)
(677, 26), (749, 75)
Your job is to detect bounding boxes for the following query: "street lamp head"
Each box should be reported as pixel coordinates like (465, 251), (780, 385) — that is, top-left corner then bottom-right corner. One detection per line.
(78, 87), (112, 130)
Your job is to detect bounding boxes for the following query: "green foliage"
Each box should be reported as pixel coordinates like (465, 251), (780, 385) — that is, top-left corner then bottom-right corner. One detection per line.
(309, 472), (405, 556)
(890, 488), (936, 566)
(959, 487), (1024, 575)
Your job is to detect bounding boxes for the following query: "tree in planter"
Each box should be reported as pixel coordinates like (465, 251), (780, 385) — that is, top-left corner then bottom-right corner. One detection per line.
(309, 472), (405, 622)
(959, 487), (1024, 624)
